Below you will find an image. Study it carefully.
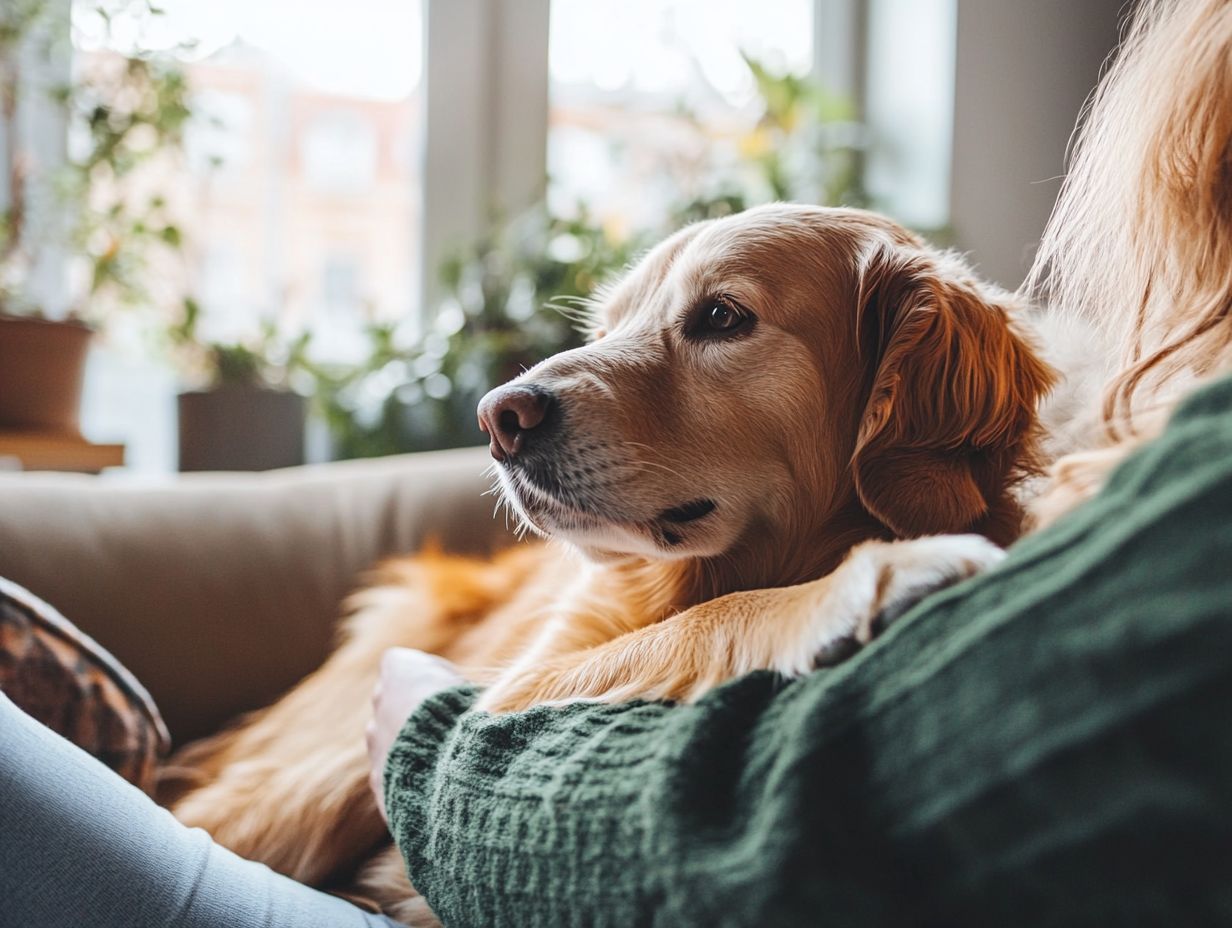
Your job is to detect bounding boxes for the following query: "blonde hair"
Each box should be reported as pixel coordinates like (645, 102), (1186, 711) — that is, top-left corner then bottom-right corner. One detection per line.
(1024, 0), (1232, 441)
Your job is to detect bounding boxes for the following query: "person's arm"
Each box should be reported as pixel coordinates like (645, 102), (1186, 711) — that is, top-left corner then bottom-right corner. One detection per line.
(383, 375), (1232, 928)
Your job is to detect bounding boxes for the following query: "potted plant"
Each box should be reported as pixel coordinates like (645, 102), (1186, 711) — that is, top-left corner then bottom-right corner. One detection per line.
(170, 298), (311, 471)
(1, 0), (194, 439)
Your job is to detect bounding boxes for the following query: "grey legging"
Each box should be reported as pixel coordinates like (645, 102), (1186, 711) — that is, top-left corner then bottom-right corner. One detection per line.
(0, 690), (404, 928)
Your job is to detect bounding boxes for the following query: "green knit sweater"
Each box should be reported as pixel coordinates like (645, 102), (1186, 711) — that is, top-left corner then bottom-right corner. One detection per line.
(386, 375), (1232, 928)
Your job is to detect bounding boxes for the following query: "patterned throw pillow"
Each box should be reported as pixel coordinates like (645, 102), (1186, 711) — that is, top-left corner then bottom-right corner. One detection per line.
(0, 576), (170, 794)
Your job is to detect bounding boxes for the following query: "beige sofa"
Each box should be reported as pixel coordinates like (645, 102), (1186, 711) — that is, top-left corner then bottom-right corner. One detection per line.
(0, 446), (510, 744)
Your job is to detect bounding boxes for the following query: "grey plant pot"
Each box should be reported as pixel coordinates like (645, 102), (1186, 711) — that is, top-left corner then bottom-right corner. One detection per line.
(177, 386), (305, 472)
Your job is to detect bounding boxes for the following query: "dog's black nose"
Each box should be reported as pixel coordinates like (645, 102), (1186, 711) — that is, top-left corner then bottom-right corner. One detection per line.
(477, 384), (554, 461)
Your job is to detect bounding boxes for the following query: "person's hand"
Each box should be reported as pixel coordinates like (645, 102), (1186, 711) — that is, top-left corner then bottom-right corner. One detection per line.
(366, 647), (466, 824)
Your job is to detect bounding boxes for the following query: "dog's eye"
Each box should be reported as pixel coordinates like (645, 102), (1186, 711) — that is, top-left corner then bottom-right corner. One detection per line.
(707, 302), (741, 330)
(694, 299), (753, 338)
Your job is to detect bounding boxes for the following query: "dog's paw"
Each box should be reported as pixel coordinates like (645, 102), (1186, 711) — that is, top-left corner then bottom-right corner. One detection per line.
(809, 534), (1005, 667)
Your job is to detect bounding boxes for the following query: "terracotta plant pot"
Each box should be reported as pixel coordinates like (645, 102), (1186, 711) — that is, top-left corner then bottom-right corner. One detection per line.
(178, 385), (306, 472)
(0, 315), (93, 435)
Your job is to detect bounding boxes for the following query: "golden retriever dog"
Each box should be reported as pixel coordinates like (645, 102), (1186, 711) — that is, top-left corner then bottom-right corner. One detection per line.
(165, 203), (1056, 920)
(166, 1), (1232, 918)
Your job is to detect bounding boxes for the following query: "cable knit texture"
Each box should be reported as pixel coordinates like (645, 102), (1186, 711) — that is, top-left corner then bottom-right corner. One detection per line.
(386, 375), (1232, 928)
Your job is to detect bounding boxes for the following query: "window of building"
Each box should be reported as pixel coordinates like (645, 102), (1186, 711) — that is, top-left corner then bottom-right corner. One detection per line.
(302, 111), (378, 193)
(186, 89), (254, 177)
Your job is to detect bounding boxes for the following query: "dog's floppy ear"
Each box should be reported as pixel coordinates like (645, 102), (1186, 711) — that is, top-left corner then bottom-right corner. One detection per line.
(851, 241), (1055, 539)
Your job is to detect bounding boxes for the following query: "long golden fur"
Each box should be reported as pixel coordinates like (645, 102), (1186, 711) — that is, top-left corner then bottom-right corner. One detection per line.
(165, 205), (1053, 920)
(166, 0), (1232, 917)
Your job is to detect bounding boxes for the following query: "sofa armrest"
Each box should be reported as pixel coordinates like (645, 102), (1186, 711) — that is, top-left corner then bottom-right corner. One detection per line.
(0, 446), (508, 743)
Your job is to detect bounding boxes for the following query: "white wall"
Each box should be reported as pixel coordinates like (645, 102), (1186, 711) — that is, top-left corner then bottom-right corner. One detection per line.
(949, 0), (1124, 290)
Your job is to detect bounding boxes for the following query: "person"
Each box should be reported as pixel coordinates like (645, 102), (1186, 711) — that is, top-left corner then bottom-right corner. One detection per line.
(368, 371), (1232, 928)
(0, 683), (415, 928)
(361, 1), (1231, 917)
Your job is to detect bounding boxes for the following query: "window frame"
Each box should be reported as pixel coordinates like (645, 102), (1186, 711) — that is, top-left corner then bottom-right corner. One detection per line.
(1, 0), (73, 319)
(417, 0), (550, 325)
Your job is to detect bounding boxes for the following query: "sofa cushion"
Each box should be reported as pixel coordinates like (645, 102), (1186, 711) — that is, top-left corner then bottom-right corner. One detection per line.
(0, 575), (170, 793)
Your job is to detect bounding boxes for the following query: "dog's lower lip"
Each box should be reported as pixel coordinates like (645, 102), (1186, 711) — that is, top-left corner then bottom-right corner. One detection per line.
(660, 498), (717, 523)
(508, 469), (604, 523)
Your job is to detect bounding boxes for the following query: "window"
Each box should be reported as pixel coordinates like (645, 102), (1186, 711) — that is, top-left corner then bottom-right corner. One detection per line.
(302, 111), (378, 193)
(186, 89), (254, 177)
(313, 254), (370, 363)
(548, 0), (816, 228)
(198, 246), (248, 339)
(52, 0), (961, 471)
(321, 256), (360, 312)
(71, 0), (423, 353)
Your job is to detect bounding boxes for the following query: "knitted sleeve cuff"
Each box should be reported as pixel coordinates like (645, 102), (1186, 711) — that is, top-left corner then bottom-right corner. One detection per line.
(384, 684), (479, 843)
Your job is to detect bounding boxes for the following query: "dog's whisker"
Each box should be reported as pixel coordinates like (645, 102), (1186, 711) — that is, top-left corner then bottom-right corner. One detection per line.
(618, 448), (693, 486)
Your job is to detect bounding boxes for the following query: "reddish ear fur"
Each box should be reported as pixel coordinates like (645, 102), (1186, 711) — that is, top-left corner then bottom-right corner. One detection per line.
(852, 243), (1056, 543)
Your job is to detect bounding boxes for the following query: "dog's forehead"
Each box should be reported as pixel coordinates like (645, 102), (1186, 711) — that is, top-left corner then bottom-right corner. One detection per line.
(600, 207), (880, 331)
(599, 225), (703, 327)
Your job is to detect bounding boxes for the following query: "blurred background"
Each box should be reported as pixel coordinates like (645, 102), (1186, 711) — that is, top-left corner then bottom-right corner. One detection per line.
(0, 0), (1123, 474)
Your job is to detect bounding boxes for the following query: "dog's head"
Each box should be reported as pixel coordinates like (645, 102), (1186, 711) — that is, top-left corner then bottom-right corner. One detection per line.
(480, 204), (1054, 578)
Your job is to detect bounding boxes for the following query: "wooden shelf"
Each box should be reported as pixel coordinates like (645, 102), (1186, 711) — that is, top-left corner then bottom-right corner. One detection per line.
(0, 431), (125, 473)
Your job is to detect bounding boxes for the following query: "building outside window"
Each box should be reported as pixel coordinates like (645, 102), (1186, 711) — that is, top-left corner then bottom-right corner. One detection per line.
(548, 0), (817, 230)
